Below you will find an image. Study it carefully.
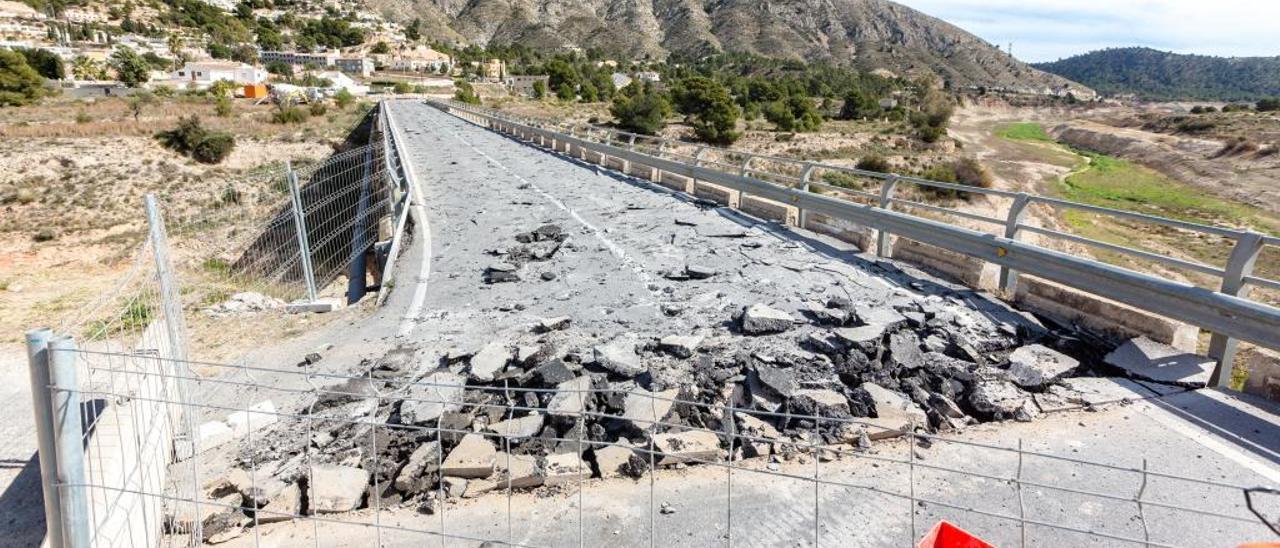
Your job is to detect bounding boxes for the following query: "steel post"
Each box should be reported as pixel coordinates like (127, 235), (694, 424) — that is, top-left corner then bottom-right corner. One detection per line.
(999, 193), (1033, 295)
(876, 176), (900, 258)
(26, 328), (64, 548)
(1208, 231), (1265, 386)
(48, 336), (89, 548)
(144, 194), (187, 363)
(798, 164), (816, 229)
(286, 162), (319, 302)
(347, 147), (375, 304)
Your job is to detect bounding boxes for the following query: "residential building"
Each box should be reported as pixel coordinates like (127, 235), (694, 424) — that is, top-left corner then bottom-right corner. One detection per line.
(170, 61), (267, 87)
(386, 45), (452, 73)
(633, 71), (660, 83)
(260, 50), (374, 76)
(610, 73), (633, 90)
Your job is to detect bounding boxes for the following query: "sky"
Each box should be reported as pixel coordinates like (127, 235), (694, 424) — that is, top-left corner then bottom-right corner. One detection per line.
(896, 0), (1280, 63)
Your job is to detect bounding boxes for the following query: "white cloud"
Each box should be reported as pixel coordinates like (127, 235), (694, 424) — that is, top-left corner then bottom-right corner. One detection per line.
(895, 0), (1280, 62)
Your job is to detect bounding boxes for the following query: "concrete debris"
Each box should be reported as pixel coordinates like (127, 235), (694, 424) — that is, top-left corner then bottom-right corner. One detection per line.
(752, 365), (798, 398)
(468, 341), (512, 382)
(462, 479), (498, 498)
(308, 465), (370, 513)
(791, 389), (851, 418)
(861, 383), (928, 439)
(543, 452), (586, 486)
(226, 400), (277, 438)
(593, 335), (646, 377)
(483, 262), (520, 284)
(968, 380), (1033, 419)
(441, 434), (498, 478)
(394, 441), (442, 494)
(853, 307), (907, 330)
(740, 304), (796, 335)
(400, 371), (466, 425)
(526, 359), (576, 386)
(658, 335), (704, 358)
(653, 431), (722, 466)
(535, 316), (572, 333)
(684, 264), (717, 280)
(547, 376), (593, 417)
(594, 443), (641, 479)
(834, 324), (887, 354)
(1006, 344), (1079, 388)
(1103, 337), (1214, 388)
(621, 388), (678, 431)
(494, 452), (544, 488)
(485, 413), (546, 440)
(258, 483), (302, 524)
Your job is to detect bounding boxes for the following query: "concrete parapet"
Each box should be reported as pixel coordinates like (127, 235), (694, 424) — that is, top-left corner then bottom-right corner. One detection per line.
(657, 172), (691, 193)
(1014, 276), (1199, 352)
(1240, 346), (1280, 401)
(802, 212), (873, 251)
(891, 238), (999, 291)
(693, 181), (739, 208)
(740, 194), (796, 225)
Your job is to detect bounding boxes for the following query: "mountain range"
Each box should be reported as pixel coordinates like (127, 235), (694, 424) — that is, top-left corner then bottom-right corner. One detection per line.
(366, 0), (1087, 92)
(1034, 47), (1280, 101)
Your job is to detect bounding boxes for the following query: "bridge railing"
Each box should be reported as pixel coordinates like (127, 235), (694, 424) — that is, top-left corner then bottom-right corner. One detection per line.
(428, 98), (1280, 387)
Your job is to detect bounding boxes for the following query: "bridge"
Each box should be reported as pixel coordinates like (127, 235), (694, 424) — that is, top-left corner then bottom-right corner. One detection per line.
(13, 99), (1280, 547)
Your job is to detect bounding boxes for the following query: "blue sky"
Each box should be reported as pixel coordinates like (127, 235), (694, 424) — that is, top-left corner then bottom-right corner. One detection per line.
(896, 0), (1280, 62)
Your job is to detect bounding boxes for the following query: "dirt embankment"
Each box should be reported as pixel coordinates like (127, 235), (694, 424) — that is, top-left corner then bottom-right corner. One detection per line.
(1051, 121), (1280, 213)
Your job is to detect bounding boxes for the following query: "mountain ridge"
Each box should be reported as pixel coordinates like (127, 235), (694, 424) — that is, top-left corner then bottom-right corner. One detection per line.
(365, 0), (1088, 93)
(1034, 47), (1280, 101)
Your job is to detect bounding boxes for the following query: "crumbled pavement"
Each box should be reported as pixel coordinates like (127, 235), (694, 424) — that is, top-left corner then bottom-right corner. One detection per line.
(187, 103), (1213, 531)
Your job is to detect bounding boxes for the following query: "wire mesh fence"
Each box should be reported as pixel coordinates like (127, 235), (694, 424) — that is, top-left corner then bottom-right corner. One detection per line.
(30, 347), (1280, 547)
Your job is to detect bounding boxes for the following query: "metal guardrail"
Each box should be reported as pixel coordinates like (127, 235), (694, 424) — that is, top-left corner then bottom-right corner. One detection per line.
(425, 99), (1280, 386)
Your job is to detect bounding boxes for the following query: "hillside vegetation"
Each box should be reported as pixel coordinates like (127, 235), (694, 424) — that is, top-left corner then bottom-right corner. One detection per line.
(1034, 47), (1280, 101)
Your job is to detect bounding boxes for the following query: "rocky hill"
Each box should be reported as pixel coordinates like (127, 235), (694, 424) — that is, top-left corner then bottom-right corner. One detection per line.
(366, 0), (1086, 92)
(1035, 47), (1280, 101)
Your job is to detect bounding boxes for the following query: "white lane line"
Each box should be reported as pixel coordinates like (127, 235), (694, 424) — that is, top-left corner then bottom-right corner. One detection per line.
(431, 113), (656, 286)
(386, 103), (434, 338)
(1139, 397), (1280, 484)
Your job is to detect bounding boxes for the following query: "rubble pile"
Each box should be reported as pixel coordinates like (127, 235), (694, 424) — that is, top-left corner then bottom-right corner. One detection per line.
(182, 222), (1185, 541)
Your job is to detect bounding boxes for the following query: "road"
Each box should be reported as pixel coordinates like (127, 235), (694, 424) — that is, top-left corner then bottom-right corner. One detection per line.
(5, 100), (1279, 548)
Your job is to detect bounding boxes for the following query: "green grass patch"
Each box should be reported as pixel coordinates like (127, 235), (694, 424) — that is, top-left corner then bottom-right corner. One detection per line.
(996, 122), (1053, 142)
(85, 299), (156, 341)
(202, 257), (232, 276)
(1060, 151), (1280, 235)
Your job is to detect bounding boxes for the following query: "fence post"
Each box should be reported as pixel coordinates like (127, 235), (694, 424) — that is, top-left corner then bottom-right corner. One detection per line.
(876, 176), (900, 258)
(48, 335), (90, 548)
(144, 194), (188, 363)
(286, 161), (319, 302)
(1207, 231), (1265, 387)
(26, 328), (65, 548)
(998, 193), (1033, 295)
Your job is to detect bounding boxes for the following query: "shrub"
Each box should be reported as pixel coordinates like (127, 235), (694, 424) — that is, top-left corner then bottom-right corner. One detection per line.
(309, 102), (327, 117)
(838, 89), (880, 120)
(1222, 103), (1253, 113)
(670, 76), (740, 145)
(856, 155), (892, 173)
(214, 95), (233, 117)
(333, 88), (354, 109)
(952, 157), (994, 188)
(155, 116), (235, 164)
(393, 81), (412, 94)
(763, 95), (822, 132)
(1177, 119), (1217, 133)
(32, 229), (57, 242)
(272, 105), (309, 124)
(74, 110), (91, 124)
(1257, 98), (1280, 112)
(454, 79), (481, 105)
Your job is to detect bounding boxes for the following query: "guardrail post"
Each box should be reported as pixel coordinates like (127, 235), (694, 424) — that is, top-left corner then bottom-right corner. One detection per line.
(26, 328), (64, 548)
(998, 193), (1033, 295)
(876, 176), (900, 258)
(798, 164), (816, 229)
(286, 161), (319, 302)
(48, 335), (90, 548)
(737, 156), (754, 209)
(1207, 231), (1266, 387)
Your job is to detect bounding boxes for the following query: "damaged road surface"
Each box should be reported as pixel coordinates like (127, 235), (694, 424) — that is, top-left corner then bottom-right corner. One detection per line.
(166, 102), (1278, 547)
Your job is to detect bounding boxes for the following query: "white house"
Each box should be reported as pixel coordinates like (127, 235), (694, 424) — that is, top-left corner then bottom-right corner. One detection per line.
(171, 61), (267, 87)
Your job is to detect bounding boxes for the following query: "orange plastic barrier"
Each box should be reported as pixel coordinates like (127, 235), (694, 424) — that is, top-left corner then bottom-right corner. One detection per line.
(917, 521), (993, 548)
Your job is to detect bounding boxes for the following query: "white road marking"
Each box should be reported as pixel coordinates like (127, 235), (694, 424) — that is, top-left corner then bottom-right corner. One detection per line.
(1139, 397), (1280, 484)
(386, 103), (433, 338)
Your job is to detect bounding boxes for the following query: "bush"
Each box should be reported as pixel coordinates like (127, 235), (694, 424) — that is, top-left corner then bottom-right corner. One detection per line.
(309, 102), (327, 116)
(392, 81), (411, 94)
(74, 110), (91, 124)
(155, 116), (235, 164)
(1176, 119), (1217, 133)
(192, 132), (235, 163)
(838, 89), (880, 120)
(763, 95), (822, 132)
(952, 157), (994, 188)
(1258, 98), (1280, 112)
(272, 105), (309, 124)
(333, 88), (354, 109)
(1222, 103), (1253, 113)
(671, 76), (740, 145)
(856, 155), (892, 173)
(214, 95), (233, 117)
(454, 79), (481, 105)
